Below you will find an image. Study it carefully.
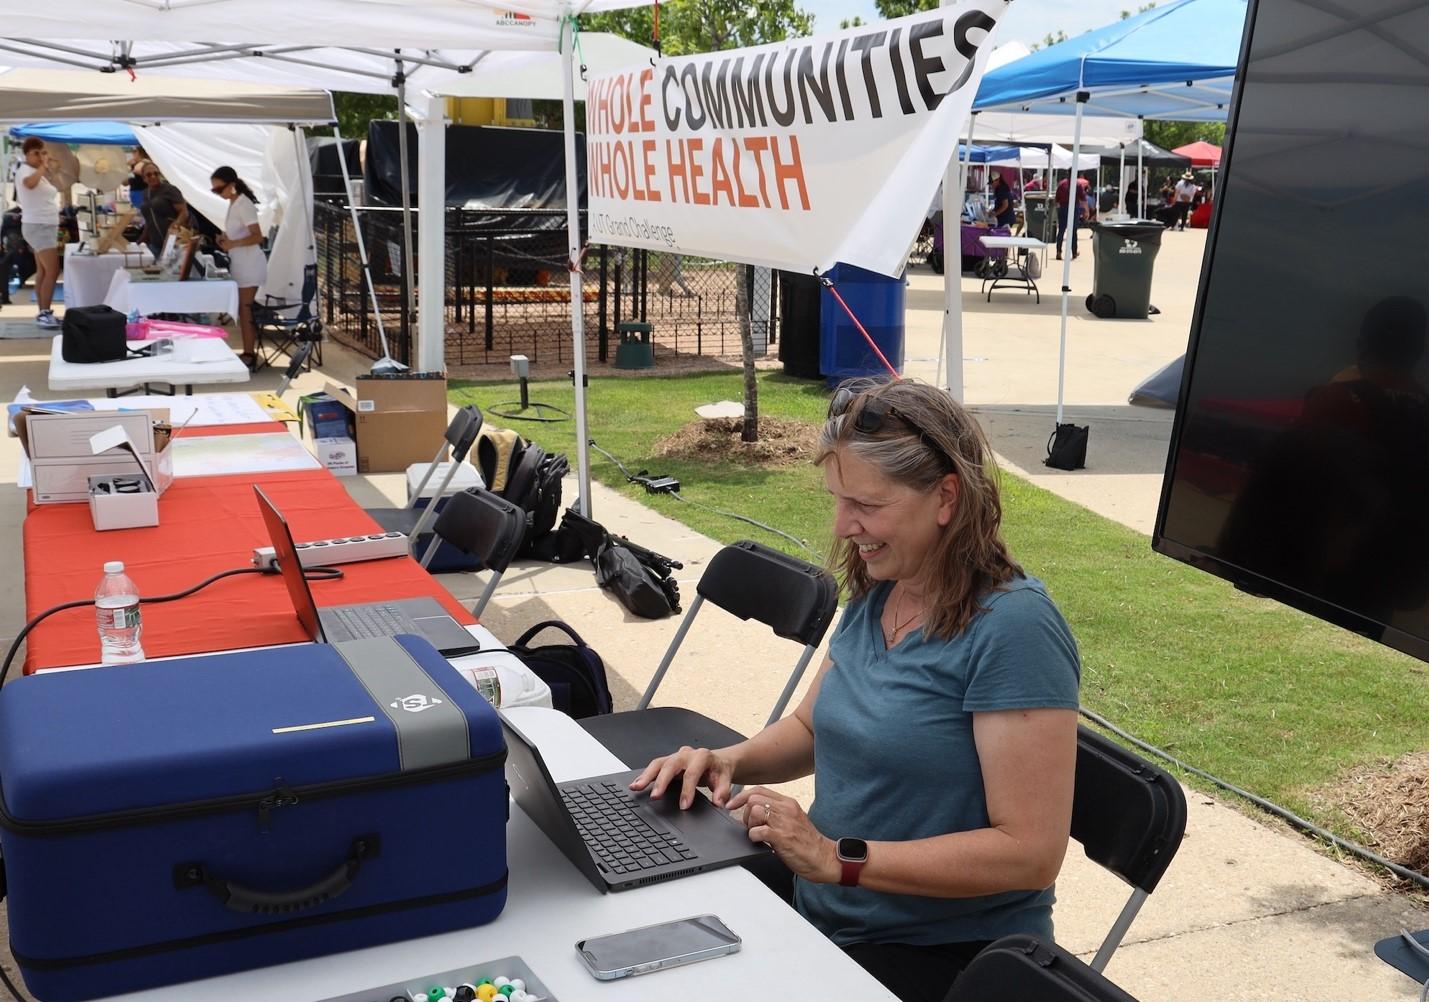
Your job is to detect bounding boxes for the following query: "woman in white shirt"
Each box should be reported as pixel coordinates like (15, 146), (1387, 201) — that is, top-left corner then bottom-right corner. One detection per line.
(15, 138), (61, 330)
(210, 166), (267, 370)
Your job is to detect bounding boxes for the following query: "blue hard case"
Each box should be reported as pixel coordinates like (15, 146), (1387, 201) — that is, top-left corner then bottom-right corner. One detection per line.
(0, 635), (507, 1001)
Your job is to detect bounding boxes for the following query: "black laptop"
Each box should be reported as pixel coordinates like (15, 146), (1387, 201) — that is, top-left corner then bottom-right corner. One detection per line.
(254, 486), (479, 654)
(500, 713), (771, 893)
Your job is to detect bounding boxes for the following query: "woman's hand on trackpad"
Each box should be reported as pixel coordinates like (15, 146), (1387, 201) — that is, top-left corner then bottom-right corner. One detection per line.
(629, 746), (735, 810)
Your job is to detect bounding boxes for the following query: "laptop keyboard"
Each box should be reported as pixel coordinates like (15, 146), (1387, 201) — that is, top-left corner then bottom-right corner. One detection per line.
(329, 604), (410, 639)
(561, 781), (699, 875)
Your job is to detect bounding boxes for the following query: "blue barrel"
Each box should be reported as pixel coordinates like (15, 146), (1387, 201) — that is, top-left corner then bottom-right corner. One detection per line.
(818, 263), (906, 387)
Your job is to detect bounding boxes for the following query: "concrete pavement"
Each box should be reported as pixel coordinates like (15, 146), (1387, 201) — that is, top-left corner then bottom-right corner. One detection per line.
(1, 222), (1424, 1000)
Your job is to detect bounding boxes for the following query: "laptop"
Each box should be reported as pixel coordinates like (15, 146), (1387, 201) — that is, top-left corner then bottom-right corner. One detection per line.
(499, 713), (771, 893)
(254, 485), (480, 655)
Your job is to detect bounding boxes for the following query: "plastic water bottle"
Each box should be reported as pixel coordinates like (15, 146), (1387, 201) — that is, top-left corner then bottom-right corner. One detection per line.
(95, 561), (145, 665)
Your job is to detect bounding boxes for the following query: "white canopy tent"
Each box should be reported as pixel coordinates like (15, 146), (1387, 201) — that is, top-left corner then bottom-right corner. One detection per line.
(987, 144), (1101, 172)
(1, 5), (652, 515)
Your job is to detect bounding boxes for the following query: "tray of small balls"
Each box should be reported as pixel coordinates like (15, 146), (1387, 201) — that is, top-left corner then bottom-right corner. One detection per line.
(317, 955), (555, 1002)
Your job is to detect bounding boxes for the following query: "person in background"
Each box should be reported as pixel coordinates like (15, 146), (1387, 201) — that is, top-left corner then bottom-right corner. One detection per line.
(990, 172), (1016, 229)
(633, 378), (1081, 1002)
(126, 146), (149, 210)
(1126, 178), (1140, 217)
(137, 161), (188, 259)
(16, 138), (61, 330)
(1054, 174), (1090, 260)
(1172, 171), (1199, 231)
(210, 165), (267, 371)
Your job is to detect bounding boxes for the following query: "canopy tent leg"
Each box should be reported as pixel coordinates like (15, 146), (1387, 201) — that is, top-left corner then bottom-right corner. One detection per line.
(396, 69), (419, 355)
(1119, 145), (1126, 214)
(1137, 119), (1145, 219)
(416, 92), (446, 372)
(332, 125), (398, 365)
(562, 16), (593, 517)
(940, 112), (977, 400)
(1055, 93), (1089, 430)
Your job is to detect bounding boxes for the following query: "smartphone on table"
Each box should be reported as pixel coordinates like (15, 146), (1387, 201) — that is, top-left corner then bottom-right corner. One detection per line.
(576, 914), (741, 980)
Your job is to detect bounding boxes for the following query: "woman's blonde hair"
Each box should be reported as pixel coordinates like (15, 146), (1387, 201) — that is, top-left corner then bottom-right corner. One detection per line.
(815, 377), (1021, 639)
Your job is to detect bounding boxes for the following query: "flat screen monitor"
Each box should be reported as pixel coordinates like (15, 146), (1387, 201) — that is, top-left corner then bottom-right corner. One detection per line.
(1154, 0), (1429, 662)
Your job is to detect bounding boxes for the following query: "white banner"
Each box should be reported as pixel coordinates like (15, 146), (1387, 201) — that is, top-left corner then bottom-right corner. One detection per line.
(585, 3), (1005, 278)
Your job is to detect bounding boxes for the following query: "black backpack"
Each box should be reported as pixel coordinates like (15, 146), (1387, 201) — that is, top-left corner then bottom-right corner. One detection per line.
(507, 620), (613, 719)
(503, 442), (569, 554)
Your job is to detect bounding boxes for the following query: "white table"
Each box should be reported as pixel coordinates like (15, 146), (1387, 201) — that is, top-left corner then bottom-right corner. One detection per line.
(98, 707), (889, 1001)
(978, 235), (1048, 304)
(103, 268), (240, 319)
(63, 244), (153, 309)
(47, 334), (250, 397)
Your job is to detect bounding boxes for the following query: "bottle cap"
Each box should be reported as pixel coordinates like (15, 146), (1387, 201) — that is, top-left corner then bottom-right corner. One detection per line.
(104, 561), (124, 574)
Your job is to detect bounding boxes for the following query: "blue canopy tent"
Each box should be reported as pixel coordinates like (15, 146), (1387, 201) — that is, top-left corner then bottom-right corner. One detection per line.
(8, 121), (137, 145)
(944, 0), (1250, 450)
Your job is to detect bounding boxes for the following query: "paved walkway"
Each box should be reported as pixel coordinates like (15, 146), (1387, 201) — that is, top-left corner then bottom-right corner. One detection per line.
(0, 226), (1425, 999)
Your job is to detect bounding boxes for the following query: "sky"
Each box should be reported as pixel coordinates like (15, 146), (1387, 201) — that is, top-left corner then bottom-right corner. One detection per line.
(801, 0), (1140, 48)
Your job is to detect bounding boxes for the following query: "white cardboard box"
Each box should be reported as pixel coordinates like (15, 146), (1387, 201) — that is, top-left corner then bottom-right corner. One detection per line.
(313, 436), (357, 477)
(19, 409), (171, 504)
(87, 426), (171, 531)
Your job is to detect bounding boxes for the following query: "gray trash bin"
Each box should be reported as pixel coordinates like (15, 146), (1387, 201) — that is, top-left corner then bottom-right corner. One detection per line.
(1023, 192), (1055, 244)
(1086, 220), (1165, 318)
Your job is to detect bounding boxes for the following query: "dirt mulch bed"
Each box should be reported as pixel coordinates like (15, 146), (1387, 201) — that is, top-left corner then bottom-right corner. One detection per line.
(652, 416), (820, 469)
(1311, 752), (1429, 878)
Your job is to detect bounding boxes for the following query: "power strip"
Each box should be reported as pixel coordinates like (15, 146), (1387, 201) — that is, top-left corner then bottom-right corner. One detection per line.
(252, 532), (409, 570)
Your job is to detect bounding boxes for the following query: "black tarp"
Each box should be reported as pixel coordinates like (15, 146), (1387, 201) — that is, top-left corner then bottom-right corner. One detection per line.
(364, 121), (586, 211)
(308, 137), (361, 198)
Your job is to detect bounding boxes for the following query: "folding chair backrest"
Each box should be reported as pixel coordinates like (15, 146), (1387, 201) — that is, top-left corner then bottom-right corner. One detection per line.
(696, 540), (837, 645)
(426, 487), (526, 617)
(943, 935), (1140, 1002)
(638, 540), (838, 725)
(445, 405), (484, 464)
(1071, 725), (1188, 971)
(295, 263), (318, 323)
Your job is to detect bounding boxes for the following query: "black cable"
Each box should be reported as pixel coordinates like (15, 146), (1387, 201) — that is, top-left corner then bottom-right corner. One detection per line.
(588, 440), (822, 559)
(0, 962), (25, 1002)
(1079, 706), (1429, 891)
(1, 564), (344, 687)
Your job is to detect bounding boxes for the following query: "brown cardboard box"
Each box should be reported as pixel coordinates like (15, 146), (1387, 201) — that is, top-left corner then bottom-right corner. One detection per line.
(323, 377), (448, 474)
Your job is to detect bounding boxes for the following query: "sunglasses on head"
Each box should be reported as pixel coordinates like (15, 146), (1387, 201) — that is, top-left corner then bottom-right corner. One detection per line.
(828, 384), (954, 468)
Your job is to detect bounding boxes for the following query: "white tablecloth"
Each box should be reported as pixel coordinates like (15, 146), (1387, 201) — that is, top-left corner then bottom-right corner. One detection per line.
(47, 334), (250, 394)
(103, 269), (239, 319)
(62, 244), (153, 309)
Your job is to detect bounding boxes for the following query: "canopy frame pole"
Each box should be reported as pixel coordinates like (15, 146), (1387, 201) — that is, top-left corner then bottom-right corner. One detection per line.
(395, 56), (419, 350)
(1056, 91), (1090, 429)
(940, 112), (976, 400)
(561, 14), (593, 516)
(416, 91), (446, 372)
(332, 124), (395, 361)
(1137, 118), (1145, 219)
(1118, 145), (1126, 214)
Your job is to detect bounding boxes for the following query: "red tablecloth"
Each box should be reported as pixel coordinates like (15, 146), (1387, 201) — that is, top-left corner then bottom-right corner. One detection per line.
(23, 425), (474, 672)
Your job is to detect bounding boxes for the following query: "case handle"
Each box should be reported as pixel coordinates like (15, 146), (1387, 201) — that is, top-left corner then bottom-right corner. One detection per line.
(173, 835), (379, 915)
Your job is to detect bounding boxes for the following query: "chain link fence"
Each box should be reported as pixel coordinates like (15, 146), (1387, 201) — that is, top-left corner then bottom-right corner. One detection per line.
(314, 200), (780, 370)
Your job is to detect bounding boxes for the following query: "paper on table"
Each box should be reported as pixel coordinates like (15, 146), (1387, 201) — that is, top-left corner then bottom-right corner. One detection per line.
(171, 432), (320, 478)
(87, 393), (270, 428)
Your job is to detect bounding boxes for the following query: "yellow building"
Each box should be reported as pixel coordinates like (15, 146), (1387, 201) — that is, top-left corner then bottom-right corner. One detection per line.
(445, 97), (537, 128)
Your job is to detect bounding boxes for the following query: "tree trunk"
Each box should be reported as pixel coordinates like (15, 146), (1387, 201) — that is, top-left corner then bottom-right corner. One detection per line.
(737, 264), (758, 441)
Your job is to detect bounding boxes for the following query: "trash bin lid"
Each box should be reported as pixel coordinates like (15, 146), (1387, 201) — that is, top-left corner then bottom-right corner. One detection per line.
(1090, 220), (1166, 241)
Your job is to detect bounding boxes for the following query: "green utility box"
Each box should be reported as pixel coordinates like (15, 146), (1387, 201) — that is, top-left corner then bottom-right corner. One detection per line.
(614, 321), (655, 369)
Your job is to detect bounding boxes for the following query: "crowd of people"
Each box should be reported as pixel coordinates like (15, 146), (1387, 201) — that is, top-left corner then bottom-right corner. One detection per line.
(3, 139), (269, 367)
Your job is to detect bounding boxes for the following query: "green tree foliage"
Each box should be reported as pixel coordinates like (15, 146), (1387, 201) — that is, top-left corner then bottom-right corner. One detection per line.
(1120, 2), (1158, 18)
(308, 92), (398, 140)
(872, 0), (934, 17)
(1029, 30), (1068, 52)
(840, 16), (867, 29)
(1144, 120), (1227, 151)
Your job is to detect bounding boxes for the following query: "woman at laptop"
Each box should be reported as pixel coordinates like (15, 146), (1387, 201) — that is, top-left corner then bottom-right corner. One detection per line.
(210, 166), (266, 371)
(631, 378), (1081, 1002)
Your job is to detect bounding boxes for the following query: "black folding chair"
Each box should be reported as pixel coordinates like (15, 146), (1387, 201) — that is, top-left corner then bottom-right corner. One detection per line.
(1072, 725), (1188, 972)
(253, 263), (322, 373)
(363, 404), (484, 563)
(424, 488), (526, 618)
(579, 540), (837, 768)
(944, 935), (1141, 1002)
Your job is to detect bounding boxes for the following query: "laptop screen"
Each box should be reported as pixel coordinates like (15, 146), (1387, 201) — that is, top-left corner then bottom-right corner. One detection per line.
(253, 485), (324, 643)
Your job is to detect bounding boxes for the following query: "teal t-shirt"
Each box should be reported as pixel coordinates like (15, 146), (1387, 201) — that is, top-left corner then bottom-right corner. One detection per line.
(795, 575), (1080, 947)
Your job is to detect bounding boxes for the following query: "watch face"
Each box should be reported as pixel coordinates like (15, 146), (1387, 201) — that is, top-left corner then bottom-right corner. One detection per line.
(837, 837), (868, 862)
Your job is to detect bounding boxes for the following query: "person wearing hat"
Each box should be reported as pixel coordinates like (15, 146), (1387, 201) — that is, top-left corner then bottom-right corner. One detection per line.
(1172, 170), (1199, 231)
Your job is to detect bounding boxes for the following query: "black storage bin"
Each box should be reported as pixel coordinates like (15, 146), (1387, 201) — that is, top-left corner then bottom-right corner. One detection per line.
(777, 271), (823, 379)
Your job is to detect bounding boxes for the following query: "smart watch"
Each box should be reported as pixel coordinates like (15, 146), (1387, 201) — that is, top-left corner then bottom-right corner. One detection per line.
(836, 837), (868, 887)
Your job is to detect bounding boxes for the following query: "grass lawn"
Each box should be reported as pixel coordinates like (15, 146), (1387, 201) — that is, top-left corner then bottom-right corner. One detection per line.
(451, 370), (1429, 846)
